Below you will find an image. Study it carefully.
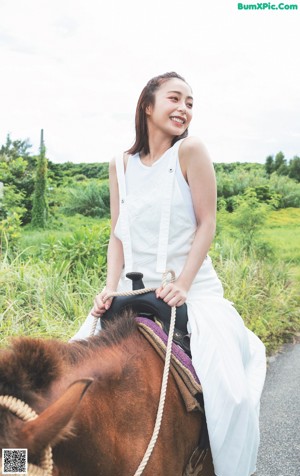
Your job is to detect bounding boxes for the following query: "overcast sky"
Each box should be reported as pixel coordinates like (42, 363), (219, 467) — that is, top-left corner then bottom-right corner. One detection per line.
(0, 0), (299, 164)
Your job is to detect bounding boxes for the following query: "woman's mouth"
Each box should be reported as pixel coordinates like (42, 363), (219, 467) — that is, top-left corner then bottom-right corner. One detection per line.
(170, 116), (186, 125)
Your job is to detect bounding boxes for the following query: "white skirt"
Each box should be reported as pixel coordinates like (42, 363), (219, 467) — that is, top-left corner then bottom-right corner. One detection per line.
(187, 287), (266, 476)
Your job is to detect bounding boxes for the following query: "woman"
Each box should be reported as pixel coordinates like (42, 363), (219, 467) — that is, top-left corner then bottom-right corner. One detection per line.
(73, 72), (266, 476)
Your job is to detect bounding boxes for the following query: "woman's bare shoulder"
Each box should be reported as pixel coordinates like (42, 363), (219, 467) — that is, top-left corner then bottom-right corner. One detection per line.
(179, 136), (212, 167)
(109, 152), (129, 173)
(180, 136), (209, 153)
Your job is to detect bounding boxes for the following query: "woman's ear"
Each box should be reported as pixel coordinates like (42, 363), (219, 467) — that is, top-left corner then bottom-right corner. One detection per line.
(145, 103), (152, 116)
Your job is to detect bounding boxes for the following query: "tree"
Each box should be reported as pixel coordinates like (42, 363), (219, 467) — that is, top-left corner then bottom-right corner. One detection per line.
(274, 151), (289, 176)
(0, 134), (31, 161)
(0, 135), (36, 224)
(31, 130), (49, 228)
(289, 156), (300, 182)
(265, 155), (274, 175)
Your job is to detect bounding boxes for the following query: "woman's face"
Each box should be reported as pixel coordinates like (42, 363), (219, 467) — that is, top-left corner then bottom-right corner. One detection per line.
(146, 78), (193, 138)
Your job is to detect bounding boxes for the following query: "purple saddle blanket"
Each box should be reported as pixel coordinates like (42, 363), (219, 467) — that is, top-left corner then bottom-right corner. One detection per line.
(136, 317), (202, 412)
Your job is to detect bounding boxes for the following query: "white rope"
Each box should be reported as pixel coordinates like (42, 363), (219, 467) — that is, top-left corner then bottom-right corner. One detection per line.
(90, 270), (177, 475)
(0, 395), (53, 476)
(89, 286), (156, 338)
(133, 273), (177, 476)
(0, 395), (38, 421)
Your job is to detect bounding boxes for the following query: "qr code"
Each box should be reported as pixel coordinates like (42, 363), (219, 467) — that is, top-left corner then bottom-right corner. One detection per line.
(1, 449), (28, 474)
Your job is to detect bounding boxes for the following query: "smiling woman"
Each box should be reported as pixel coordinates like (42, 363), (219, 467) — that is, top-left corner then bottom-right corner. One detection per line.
(73, 72), (267, 476)
(126, 72), (191, 160)
(140, 80), (194, 166)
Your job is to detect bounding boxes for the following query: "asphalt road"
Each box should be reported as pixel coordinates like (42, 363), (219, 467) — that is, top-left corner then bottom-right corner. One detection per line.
(256, 343), (300, 476)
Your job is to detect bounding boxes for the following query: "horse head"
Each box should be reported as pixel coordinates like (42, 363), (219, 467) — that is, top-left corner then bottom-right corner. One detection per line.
(0, 337), (93, 475)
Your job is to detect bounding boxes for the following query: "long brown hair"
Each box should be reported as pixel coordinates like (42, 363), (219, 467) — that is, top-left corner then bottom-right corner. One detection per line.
(126, 72), (190, 156)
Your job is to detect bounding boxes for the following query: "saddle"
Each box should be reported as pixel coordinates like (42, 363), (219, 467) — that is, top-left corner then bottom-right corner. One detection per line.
(101, 272), (192, 356)
(101, 273), (210, 452)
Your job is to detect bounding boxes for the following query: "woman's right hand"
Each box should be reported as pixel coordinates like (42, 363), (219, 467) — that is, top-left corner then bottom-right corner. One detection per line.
(91, 288), (115, 317)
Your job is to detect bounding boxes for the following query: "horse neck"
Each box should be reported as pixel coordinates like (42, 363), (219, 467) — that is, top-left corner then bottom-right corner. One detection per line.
(54, 332), (167, 475)
(50, 331), (154, 397)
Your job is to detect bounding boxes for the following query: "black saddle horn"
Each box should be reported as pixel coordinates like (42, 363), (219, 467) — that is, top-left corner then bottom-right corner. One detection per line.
(126, 272), (145, 290)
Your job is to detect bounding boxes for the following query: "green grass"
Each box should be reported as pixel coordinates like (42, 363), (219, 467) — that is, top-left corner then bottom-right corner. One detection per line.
(263, 208), (300, 280)
(213, 251), (299, 354)
(1, 208), (299, 354)
(211, 207), (300, 353)
(20, 215), (103, 254)
(0, 256), (101, 342)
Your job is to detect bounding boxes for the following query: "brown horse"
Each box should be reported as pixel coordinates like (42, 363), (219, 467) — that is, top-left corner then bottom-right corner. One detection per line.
(0, 312), (214, 476)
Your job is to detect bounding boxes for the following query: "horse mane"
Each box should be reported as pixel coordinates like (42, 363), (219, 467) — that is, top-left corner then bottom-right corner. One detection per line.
(0, 311), (139, 400)
(65, 310), (139, 365)
(0, 337), (64, 401)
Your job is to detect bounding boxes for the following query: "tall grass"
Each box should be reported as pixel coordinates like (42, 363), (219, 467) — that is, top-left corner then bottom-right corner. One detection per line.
(210, 204), (300, 353)
(211, 240), (299, 353)
(0, 216), (110, 344)
(0, 253), (103, 342)
(1, 210), (299, 354)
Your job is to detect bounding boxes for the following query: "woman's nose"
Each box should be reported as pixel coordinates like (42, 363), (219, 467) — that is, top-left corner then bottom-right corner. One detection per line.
(177, 102), (187, 112)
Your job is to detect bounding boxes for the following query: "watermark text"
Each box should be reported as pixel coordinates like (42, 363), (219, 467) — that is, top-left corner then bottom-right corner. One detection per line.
(237, 2), (298, 9)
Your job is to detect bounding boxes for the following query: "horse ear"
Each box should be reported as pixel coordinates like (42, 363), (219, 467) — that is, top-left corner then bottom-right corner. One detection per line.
(20, 378), (93, 454)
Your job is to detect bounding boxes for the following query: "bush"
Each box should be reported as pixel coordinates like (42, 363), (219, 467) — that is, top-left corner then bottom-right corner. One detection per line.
(0, 183), (25, 256)
(215, 163), (300, 210)
(216, 189), (274, 258)
(269, 174), (300, 208)
(62, 180), (110, 218)
(0, 214), (22, 257)
(39, 221), (110, 274)
(216, 165), (268, 202)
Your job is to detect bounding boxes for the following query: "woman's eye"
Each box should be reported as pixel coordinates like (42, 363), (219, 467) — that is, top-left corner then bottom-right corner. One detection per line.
(169, 96), (178, 101)
(187, 103), (193, 109)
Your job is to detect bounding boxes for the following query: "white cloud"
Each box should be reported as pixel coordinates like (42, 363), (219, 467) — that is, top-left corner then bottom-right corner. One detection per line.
(0, 0), (299, 163)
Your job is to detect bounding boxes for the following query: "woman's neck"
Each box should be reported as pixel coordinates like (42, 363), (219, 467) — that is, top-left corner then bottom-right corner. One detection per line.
(141, 131), (173, 166)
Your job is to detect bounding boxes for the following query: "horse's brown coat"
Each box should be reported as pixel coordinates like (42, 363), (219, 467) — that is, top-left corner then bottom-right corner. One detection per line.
(0, 313), (214, 475)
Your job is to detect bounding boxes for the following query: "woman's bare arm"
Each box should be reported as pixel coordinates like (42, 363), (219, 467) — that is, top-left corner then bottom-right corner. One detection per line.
(157, 137), (217, 306)
(105, 157), (125, 289)
(91, 157), (124, 316)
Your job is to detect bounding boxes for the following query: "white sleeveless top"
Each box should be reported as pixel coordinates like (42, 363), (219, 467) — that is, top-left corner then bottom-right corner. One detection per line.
(114, 139), (223, 294)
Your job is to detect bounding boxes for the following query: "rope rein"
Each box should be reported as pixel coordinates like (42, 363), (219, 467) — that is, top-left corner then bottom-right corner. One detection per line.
(91, 270), (177, 476)
(0, 395), (53, 476)
(0, 271), (177, 476)
(89, 286), (157, 337)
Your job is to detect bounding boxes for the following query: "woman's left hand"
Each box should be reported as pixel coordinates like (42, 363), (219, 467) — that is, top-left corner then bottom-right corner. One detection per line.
(156, 282), (187, 307)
